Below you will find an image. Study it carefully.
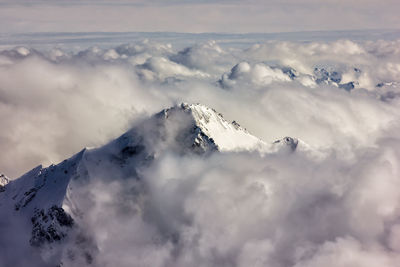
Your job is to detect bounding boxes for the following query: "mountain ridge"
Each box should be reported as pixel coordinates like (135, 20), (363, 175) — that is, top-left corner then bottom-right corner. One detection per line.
(0, 102), (306, 266)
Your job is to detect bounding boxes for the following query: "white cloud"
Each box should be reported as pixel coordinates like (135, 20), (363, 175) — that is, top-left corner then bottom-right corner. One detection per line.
(219, 61), (292, 88)
(2, 39), (400, 177)
(2, 36), (400, 266)
(59, 138), (400, 266)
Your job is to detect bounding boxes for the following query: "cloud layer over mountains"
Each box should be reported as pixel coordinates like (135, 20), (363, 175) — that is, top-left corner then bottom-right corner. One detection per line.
(1, 38), (400, 178)
(1, 37), (400, 266)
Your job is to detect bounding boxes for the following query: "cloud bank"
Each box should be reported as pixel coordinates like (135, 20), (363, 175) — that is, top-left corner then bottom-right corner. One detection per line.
(1, 36), (400, 266)
(1, 38), (400, 177)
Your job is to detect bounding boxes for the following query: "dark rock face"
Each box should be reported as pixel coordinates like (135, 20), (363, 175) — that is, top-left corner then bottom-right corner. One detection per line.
(314, 67), (330, 84)
(339, 81), (355, 91)
(121, 145), (145, 159)
(314, 67), (356, 91)
(15, 188), (38, 211)
(314, 68), (343, 84)
(330, 71), (342, 83)
(281, 66), (297, 79)
(30, 206), (74, 247)
(188, 125), (218, 154)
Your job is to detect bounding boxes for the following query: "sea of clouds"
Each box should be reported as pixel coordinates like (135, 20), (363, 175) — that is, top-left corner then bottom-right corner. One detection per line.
(1, 35), (400, 266)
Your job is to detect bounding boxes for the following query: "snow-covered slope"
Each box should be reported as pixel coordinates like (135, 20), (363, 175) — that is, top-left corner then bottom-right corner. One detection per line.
(166, 103), (269, 152)
(0, 103), (307, 266)
(153, 103), (309, 154)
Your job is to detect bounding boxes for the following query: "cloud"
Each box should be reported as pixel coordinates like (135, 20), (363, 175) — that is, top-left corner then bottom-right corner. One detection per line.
(170, 41), (233, 75)
(1, 36), (400, 266)
(293, 237), (400, 267)
(2, 38), (400, 177)
(48, 136), (400, 266)
(219, 61), (292, 88)
(0, 47), (170, 177)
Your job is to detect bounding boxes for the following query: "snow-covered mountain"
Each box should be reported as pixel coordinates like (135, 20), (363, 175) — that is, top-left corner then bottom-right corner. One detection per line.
(218, 63), (360, 91)
(0, 103), (307, 266)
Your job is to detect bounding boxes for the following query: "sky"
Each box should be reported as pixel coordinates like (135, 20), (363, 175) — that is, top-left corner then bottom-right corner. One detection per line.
(0, 0), (399, 33)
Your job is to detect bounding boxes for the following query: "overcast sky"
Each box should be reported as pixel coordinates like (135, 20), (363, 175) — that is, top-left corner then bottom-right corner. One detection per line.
(0, 0), (399, 33)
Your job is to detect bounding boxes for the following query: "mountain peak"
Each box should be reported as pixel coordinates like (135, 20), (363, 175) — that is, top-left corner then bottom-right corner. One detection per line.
(156, 102), (269, 153)
(0, 103), (310, 265)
